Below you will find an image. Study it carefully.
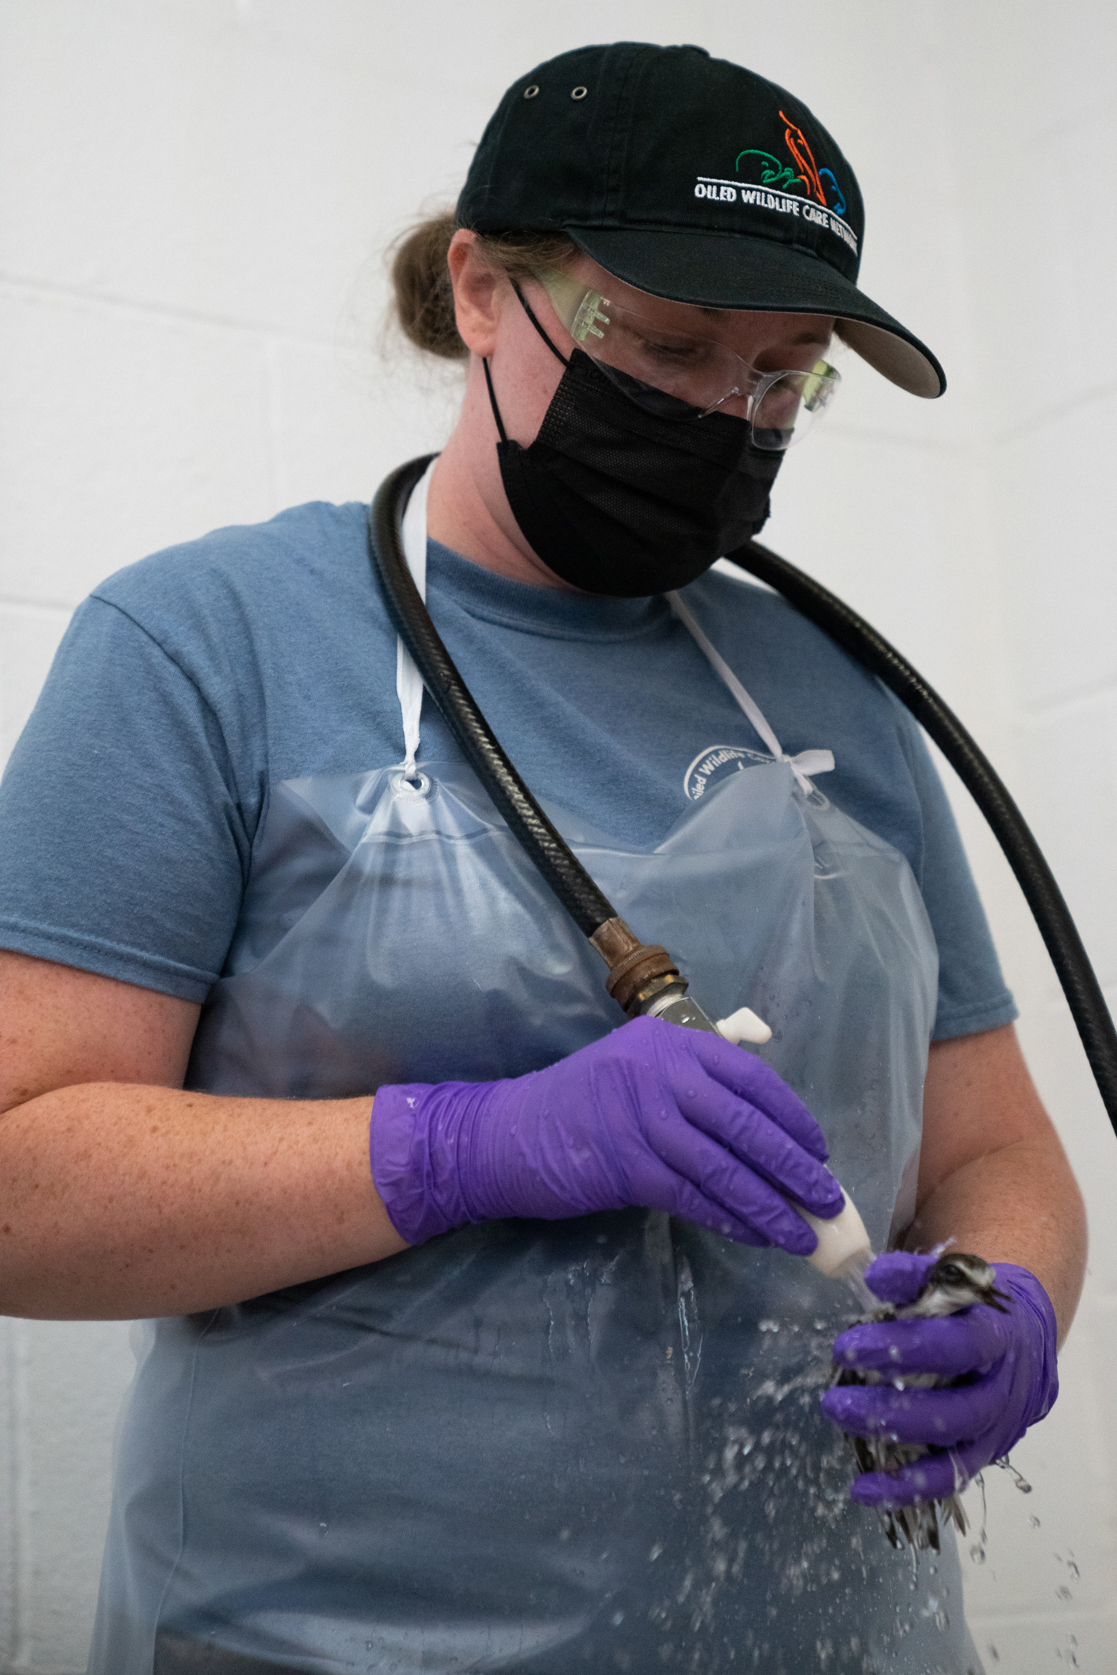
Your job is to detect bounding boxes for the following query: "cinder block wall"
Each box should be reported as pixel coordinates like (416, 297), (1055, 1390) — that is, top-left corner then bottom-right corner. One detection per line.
(0, 3), (1113, 1670)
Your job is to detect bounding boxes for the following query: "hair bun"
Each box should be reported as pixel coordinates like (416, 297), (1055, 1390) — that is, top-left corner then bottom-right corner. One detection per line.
(389, 211), (467, 361)
(388, 217), (581, 360)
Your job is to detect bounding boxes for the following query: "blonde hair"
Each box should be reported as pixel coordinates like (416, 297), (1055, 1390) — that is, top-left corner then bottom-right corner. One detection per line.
(388, 211), (580, 360)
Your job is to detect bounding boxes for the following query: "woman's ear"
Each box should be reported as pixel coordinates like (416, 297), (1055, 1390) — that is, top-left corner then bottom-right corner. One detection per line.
(447, 229), (504, 358)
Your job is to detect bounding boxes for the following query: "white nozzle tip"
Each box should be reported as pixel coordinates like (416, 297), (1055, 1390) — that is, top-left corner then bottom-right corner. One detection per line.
(716, 1006), (772, 1046)
(796, 1189), (872, 1279)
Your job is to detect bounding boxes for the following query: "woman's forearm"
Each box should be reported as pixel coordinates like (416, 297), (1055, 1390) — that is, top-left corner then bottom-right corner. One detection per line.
(912, 1026), (1088, 1347)
(0, 1082), (405, 1319)
(904, 1135), (1086, 1345)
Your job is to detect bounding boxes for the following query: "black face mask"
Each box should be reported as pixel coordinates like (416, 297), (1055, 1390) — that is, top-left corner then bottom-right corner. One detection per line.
(484, 290), (784, 598)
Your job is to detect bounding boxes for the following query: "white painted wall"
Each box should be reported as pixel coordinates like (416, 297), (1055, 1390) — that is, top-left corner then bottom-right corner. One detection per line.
(0, 2), (1114, 1669)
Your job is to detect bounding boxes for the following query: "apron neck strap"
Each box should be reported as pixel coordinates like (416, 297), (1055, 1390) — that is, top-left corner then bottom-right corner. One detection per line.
(395, 460), (436, 779)
(667, 589), (834, 794)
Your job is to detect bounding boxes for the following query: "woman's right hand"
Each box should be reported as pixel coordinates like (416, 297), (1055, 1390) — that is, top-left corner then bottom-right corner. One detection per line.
(370, 1014), (843, 1250)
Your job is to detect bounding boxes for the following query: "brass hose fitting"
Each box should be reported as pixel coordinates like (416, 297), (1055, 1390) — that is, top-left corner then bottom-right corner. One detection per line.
(589, 917), (690, 1017)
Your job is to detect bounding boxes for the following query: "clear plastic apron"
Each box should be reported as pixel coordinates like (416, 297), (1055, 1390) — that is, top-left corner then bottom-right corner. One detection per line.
(90, 473), (983, 1675)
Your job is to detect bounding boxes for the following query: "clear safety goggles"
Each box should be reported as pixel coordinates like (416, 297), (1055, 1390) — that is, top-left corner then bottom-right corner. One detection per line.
(536, 269), (841, 450)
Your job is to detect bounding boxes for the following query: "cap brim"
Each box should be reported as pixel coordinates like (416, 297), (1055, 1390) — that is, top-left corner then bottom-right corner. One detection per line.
(566, 225), (945, 399)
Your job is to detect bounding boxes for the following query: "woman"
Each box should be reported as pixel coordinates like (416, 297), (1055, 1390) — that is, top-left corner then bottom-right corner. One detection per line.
(0, 42), (1083, 1675)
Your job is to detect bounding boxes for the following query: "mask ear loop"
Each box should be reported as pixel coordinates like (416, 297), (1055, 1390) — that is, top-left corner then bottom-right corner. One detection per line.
(481, 279), (571, 442)
(512, 281), (570, 367)
(481, 358), (509, 444)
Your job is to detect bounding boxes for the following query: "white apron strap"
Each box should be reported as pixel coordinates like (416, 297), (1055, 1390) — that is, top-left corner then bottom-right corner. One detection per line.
(395, 461), (437, 777)
(667, 589), (834, 794)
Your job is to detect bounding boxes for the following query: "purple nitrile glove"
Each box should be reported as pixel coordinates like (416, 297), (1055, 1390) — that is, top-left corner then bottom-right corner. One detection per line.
(820, 1260), (1059, 1508)
(370, 1014), (843, 1250)
(856, 1248), (940, 1306)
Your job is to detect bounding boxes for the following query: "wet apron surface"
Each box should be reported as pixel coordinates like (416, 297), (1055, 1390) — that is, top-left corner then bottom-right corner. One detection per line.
(90, 472), (982, 1675)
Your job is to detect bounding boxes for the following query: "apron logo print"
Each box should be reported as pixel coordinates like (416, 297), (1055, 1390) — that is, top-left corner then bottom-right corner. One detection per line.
(684, 743), (771, 802)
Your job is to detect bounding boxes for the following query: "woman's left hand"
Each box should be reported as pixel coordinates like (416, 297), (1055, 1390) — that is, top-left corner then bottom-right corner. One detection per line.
(819, 1259), (1059, 1508)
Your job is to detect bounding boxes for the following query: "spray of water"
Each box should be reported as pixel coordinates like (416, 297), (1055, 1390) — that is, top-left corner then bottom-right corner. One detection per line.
(840, 1251), (879, 1315)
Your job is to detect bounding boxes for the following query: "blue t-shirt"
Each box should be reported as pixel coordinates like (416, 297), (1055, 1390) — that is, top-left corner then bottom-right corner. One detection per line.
(0, 500), (1014, 1040)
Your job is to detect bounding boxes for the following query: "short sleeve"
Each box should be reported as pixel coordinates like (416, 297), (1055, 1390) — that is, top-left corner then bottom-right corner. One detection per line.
(0, 596), (252, 1001)
(889, 697), (1018, 1040)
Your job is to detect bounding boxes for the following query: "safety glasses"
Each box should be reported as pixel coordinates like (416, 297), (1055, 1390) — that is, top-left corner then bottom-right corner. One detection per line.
(536, 269), (840, 450)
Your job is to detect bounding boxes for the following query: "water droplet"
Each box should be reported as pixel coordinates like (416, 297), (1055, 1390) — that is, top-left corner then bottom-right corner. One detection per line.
(318, 1521), (328, 1536)
(558, 1527), (571, 1542)
(998, 1459), (1032, 1493)
(1029, 1515), (1041, 1529)
(611, 1611), (625, 1626)
(969, 1544), (986, 1565)
(986, 1644), (1000, 1664)
(648, 1541), (663, 1561)
(1056, 1585), (1072, 1603)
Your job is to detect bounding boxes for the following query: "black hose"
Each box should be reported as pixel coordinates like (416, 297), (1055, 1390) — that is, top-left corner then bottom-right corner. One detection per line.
(369, 456), (617, 938)
(729, 539), (1117, 1139)
(369, 456), (1117, 1142)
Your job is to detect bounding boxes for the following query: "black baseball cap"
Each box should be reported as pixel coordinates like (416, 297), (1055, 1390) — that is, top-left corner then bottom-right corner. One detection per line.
(457, 43), (944, 398)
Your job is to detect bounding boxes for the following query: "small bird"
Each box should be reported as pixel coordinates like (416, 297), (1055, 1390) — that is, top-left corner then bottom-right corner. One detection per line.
(832, 1252), (1009, 1553)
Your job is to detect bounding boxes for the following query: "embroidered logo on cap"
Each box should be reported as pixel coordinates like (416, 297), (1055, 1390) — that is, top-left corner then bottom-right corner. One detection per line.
(735, 111), (847, 214)
(692, 109), (857, 256)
